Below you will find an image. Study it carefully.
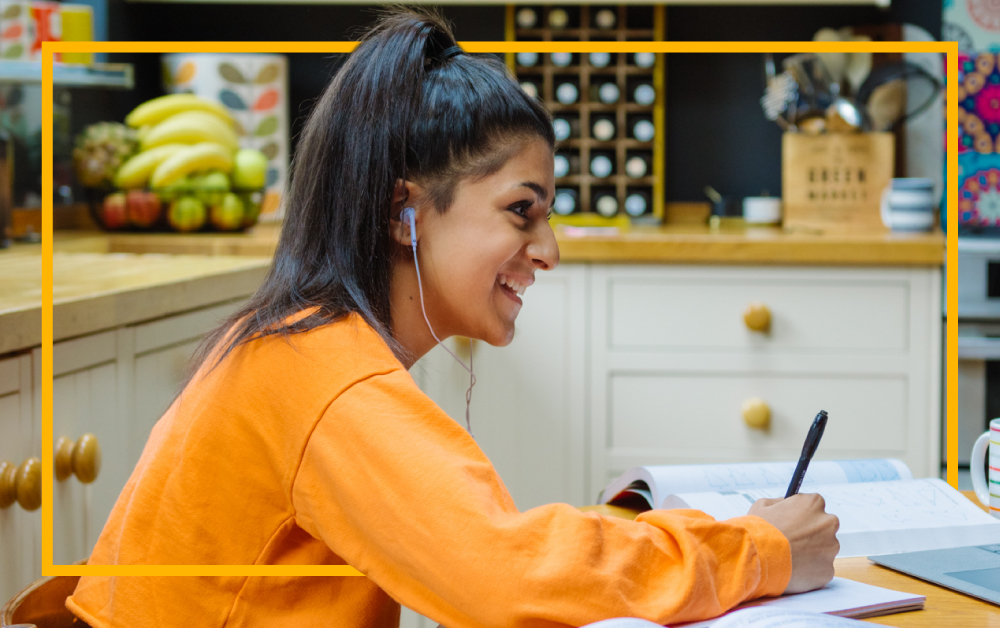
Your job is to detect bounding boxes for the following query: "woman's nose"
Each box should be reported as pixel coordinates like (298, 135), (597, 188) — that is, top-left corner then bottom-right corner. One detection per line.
(528, 220), (560, 270)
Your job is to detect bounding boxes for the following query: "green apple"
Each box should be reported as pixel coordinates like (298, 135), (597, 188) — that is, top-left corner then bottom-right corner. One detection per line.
(241, 192), (262, 227)
(157, 175), (195, 204)
(231, 149), (268, 190)
(192, 171), (230, 206)
(168, 196), (206, 232)
(192, 171), (230, 192)
(211, 192), (244, 231)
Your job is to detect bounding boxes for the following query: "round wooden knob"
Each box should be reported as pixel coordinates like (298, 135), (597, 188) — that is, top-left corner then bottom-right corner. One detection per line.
(16, 457), (41, 511)
(55, 436), (74, 481)
(0, 460), (17, 508)
(742, 398), (771, 430)
(72, 433), (102, 484)
(743, 303), (771, 332)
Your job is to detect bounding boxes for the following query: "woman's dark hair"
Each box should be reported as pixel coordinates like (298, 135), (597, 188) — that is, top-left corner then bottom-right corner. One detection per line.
(180, 8), (554, 389)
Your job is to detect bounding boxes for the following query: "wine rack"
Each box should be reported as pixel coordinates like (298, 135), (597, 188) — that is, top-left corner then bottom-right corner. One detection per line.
(505, 4), (665, 223)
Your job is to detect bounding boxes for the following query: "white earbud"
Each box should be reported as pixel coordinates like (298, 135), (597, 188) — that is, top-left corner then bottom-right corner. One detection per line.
(401, 206), (416, 247)
(402, 206), (475, 434)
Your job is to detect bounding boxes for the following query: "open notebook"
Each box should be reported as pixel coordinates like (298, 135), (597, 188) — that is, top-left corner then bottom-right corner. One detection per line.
(584, 577), (925, 627)
(600, 458), (1000, 557)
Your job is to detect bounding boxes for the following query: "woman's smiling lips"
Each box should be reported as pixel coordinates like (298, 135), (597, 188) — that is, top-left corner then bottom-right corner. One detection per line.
(497, 273), (533, 305)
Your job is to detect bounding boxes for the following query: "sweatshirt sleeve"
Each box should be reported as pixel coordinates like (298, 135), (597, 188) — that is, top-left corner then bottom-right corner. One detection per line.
(291, 369), (792, 628)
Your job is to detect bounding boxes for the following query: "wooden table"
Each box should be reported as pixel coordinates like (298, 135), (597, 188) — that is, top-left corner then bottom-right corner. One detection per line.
(582, 491), (1000, 627)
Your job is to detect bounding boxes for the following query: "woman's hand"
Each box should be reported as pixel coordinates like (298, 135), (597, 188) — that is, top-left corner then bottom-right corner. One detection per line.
(747, 494), (840, 594)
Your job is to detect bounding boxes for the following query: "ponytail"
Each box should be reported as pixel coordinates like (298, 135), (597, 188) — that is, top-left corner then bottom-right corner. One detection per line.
(181, 8), (554, 388)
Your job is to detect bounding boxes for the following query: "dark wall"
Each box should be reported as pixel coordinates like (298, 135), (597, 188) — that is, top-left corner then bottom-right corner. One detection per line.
(72, 2), (942, 204)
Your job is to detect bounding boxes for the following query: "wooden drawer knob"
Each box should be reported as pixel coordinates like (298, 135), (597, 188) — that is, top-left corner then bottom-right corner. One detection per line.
(16, 457), (41, 511)
(742, 398), (771, 430)
(55, 433), (102, 484)
(743, 303), (771, 332)
(0, 460), (16, 508)
(0, 458), (40, 510)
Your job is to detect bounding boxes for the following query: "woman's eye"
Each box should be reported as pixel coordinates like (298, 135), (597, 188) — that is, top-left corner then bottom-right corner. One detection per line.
(509, 201), (532, 217)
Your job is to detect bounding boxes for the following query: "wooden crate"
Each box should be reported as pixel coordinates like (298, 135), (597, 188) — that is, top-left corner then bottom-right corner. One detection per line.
(782, 132), (895, 233)
(506, 5), (665, 223)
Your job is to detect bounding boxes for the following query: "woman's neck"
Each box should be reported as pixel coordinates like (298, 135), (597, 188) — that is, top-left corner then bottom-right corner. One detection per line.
(389, 259), (444, 369)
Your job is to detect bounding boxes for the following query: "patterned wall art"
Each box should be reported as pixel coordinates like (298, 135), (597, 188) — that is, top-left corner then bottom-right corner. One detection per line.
(945, 0), (1000, 52)
(945, 0), (1000, 230)
(162, 53), (289, 220)
(958, 152), (1000, 227)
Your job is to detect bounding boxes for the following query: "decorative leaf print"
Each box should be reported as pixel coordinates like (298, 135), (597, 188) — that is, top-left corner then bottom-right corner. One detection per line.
(174, 61), (196, 85)
(1, 24), (22, 39)
(266, 167), (278, 188)
(254, 63), (280, 85)
(1, 4), (20, 18)
(252, 88), (279, 112)
(3, 44), (22, 59)
(260, 141), (279, 160)
(218, 62), (246, 84)
(253, 115), (278, 137)
(231, 118), (246, 136)
(219, 89), (247, 111)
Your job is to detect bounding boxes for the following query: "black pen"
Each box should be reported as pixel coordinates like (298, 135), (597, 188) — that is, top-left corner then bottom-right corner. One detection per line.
(785, 410), (828, 498)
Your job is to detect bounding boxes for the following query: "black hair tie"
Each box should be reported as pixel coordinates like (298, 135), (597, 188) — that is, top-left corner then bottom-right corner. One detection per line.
(439, 45), (464, 61)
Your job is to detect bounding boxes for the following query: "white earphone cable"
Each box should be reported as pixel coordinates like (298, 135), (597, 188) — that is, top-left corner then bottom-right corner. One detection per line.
(407, 210), (476, 435)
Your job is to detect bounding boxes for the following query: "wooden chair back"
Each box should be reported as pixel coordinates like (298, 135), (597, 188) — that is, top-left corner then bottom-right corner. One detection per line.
(1, 574), (82, 627)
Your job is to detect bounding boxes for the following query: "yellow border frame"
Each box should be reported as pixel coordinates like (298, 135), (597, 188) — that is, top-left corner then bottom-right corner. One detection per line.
(42, 39), (957, 578)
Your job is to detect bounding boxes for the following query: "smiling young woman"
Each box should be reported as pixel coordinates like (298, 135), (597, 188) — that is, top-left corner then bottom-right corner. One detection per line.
(65, 9), (837, 628)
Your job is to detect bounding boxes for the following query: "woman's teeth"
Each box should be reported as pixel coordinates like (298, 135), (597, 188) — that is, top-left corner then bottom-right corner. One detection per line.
(500, 276), (527, 296)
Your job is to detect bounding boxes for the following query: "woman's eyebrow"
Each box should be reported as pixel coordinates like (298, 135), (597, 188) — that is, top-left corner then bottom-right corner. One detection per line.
(518, 181), (548, 202)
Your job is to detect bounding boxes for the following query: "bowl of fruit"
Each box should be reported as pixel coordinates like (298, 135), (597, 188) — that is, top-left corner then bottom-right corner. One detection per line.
(75, 94), (270, 233)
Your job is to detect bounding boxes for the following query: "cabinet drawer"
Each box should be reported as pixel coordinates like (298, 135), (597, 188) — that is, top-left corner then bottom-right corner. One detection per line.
(608, 372), (906, 457)
(607, 271), (909, 353)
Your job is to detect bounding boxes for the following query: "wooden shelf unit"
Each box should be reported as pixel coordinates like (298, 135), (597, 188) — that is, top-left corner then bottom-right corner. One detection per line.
(505, 4), (665, 223)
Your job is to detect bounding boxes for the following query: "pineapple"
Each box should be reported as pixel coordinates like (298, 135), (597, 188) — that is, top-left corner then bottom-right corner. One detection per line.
(72, 122), (139, 188)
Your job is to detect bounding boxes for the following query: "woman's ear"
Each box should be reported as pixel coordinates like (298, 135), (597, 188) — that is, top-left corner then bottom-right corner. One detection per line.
(390, 179), (420, 247)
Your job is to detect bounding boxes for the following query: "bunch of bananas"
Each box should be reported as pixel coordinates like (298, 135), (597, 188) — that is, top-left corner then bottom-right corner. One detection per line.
(114, 94), (240, 190)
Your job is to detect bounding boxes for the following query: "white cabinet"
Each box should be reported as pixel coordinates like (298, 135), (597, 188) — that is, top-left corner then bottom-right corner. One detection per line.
(590, 265), (941, 494)
(0, 299), (245, 599)
(38, 330), (125, 567)
(0, 351), (39, 601)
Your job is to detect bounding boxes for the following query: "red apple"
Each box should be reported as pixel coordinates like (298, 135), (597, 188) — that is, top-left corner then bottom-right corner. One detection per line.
(126, 190), (161, 228)
(100, 192), (127, 229)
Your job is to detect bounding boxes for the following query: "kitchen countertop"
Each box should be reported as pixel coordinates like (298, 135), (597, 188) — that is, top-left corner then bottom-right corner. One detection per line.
(0, 243), (270, 355)
(0, 221), (944, 356)
(48, 222), (945, 265)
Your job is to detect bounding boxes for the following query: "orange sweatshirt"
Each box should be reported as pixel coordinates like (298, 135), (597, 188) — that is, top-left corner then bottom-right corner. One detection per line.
(67, 312), (791, 628)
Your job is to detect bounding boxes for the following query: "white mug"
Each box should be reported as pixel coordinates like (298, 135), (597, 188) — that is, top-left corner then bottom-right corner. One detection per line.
(970, 418), (1000, 517)
(880, 178), (935, 232)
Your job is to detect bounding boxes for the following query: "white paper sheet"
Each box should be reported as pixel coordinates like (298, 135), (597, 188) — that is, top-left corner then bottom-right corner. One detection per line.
(663, 478), (1000, 557)
(674, 578), (924, 628)
(701, 608), (870, 628)
(649, 459), (909, 505)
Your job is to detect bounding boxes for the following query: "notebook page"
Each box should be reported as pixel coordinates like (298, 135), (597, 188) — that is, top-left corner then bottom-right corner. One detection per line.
(664, 478), (1000, 557)
(674, 578), (925, 628)
(701, 608), (870, 628)
(643, 459), (910, 505)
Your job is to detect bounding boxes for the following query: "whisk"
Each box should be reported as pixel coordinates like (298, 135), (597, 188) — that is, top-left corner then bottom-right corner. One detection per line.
(760, 53), (798, 130)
